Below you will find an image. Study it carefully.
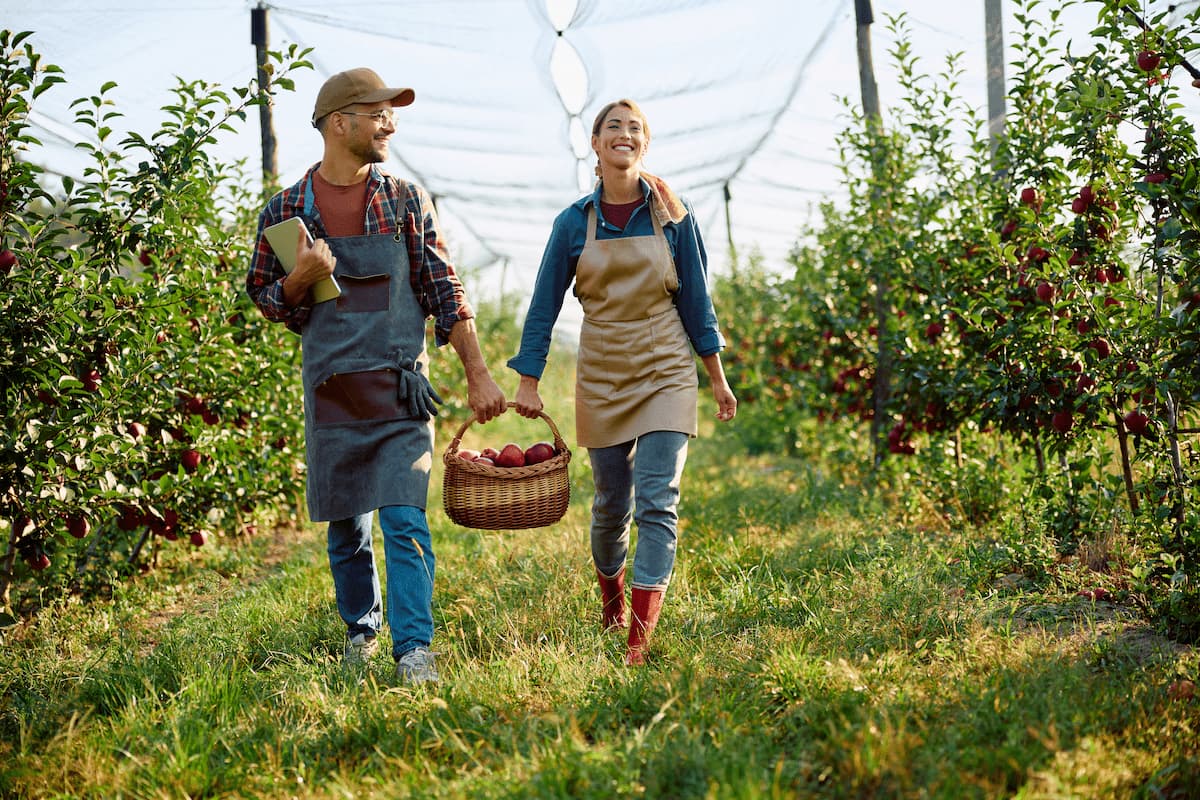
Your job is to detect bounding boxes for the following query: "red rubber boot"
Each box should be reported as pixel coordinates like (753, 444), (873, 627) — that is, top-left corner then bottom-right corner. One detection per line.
(625, 587), (665, 666)
(597, 566), (627, 631)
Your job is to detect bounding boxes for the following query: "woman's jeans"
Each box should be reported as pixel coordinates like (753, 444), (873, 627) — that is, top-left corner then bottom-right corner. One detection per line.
(588, 430), (689, 591)
(326, 505), (434, 659)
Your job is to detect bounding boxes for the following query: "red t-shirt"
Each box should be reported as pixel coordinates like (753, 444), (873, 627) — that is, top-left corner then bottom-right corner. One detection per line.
(313, 170), (369, 237)
(600, 198), (643, 230)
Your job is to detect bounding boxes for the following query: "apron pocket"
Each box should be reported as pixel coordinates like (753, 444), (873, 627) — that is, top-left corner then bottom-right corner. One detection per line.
(314, 369), (406, 425)
(336, 274), (391, 313)
(577, 328), (618, 397)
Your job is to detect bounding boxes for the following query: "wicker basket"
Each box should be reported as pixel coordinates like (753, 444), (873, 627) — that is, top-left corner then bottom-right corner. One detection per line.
(441, 403), (572, 530)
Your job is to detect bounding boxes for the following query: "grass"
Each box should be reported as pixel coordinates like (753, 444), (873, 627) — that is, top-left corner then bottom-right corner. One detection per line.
(2, 385), (1199, 797)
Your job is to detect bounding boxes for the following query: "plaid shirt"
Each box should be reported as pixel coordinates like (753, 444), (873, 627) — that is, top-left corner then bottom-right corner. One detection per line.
(245, 163), (473, 345)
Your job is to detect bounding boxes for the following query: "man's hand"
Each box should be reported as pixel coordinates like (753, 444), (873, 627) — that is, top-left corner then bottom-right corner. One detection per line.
(447, 318), (507, 423)
(468, 373), (507, 424)
(283, 232), (336, 306)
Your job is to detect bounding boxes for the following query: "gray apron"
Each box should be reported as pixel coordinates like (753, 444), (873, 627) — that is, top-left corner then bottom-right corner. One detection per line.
(300, 229), (432, 522)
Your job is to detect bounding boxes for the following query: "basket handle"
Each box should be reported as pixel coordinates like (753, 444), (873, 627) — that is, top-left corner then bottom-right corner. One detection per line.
(447, 402), (568, 453)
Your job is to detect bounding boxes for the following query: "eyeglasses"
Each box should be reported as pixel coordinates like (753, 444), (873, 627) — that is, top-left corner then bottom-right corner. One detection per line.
(337, 109), (396, 125)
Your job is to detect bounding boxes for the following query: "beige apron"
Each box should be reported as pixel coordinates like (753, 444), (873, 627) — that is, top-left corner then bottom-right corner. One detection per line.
(573, 204), (698, 448)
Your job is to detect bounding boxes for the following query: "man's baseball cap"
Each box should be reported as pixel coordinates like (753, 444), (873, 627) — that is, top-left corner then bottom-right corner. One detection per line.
(312, 68), (415, 125)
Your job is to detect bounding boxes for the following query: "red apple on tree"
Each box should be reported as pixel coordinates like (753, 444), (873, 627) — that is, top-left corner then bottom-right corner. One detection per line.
(1036, 281), (1055, 303)
(1145, 172), (1167, 184)
(152, 509), (179, 540)
(128, 421), (148, 440)
(1051, 409), (1074, 434)
(0, 249), (16, 274)
(83, 369), (102, 392)
(117, 504), (144, 531)
(181, 448), (202, 473)
(66, 513), (91, 539)
(1019, 186), (1042, 208)
(1026, 245), (1050, 263)
(189, 530), (208, 547)
(1123, 410), (1150, 436)
(27, 551), (51, 571)
(184, 395), (207, 416)
(1136, 50), (1161, 71)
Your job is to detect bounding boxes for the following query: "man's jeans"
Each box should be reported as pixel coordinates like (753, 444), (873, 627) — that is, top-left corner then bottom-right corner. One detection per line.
(588, 431), (689, 590)
(327, 505), (434, 659)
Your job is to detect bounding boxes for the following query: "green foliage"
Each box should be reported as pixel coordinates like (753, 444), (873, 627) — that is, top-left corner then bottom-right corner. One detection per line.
(716, 1), (1200, 640)
(0, 32), (315, 603)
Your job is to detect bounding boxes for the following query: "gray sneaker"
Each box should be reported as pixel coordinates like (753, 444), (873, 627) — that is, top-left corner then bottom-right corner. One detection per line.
(395, 646), (438, 684)
(343, 633), (379, 666)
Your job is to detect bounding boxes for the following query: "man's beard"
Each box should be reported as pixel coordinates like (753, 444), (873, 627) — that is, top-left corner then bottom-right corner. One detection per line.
(350, 138), (387, 164)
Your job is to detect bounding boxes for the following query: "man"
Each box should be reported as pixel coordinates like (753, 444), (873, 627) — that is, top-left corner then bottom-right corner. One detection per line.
(246, 67), (507, 684)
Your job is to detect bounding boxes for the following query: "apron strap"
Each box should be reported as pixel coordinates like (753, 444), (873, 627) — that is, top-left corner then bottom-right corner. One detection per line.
(585, 205), (599, 246)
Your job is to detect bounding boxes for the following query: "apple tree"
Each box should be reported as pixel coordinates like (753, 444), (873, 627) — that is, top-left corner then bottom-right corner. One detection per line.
(0, 31), (314, 606)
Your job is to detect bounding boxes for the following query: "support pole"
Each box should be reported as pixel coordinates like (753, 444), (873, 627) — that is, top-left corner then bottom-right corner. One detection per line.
(723, 182), (737, 274)
(855, 0), (881, 122)
(984, 0), (1006, 168)
(251, 3), (278, 188)
(856, 0), (890, 467)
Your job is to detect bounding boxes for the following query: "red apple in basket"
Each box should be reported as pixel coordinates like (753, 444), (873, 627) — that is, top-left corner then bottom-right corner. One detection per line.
(480, 447), (500, 461)
(524, 441), (556, 465)
(495, 443), (526, 468)
(475, 456), (495, 465)
(457, 448), (480, 461)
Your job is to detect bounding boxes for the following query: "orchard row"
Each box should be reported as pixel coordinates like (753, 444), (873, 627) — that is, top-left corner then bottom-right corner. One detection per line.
(716, 3), (1200, 640)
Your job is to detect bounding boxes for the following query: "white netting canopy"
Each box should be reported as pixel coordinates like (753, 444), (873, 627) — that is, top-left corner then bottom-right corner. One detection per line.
(8, 0), (1200, 335)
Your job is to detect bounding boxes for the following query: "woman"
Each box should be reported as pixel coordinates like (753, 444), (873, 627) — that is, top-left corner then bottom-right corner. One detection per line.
(508, 98), (737, 666)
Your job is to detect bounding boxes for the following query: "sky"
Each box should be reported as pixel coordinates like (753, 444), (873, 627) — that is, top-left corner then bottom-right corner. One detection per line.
(5, 0), (1200, 337)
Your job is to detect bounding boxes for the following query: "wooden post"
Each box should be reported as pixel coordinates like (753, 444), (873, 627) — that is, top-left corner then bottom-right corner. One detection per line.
(984, 0), (1006, 167)
(855, 0), (881, 122)
(251, 3), (278, 188)
(723, 182), (737, 273)
(856, 0), (890, 466)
